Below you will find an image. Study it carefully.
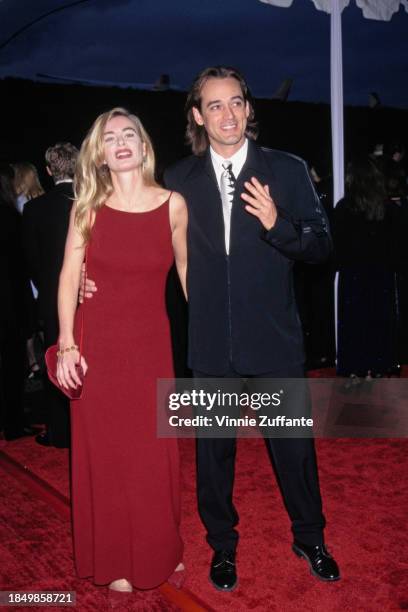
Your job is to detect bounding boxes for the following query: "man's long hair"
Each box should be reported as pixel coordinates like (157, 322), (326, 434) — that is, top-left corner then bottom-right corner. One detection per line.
(185, 66), (259, 156)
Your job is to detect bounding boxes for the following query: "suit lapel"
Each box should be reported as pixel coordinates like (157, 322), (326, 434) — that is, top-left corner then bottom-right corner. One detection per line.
(185, 142), (280, 253)
(185, 151), (226, 252)
(234, 140), (274, 204)
(230, 141), (283, 247)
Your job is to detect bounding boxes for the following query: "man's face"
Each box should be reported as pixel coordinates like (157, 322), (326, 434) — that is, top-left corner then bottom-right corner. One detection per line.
(192, 77), (250, 156)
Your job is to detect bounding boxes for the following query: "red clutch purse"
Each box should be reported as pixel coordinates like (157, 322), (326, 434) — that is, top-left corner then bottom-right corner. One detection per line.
(45, 246), (88, 401)
(45, 346), (84, 399)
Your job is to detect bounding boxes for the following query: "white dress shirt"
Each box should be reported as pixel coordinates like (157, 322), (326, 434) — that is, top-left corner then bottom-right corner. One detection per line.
(210, 139), (248, 253)
(210, 139), (248, 189)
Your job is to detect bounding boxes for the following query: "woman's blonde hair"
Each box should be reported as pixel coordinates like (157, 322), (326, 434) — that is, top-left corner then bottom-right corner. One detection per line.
(74, 107), (157, 242)
(13, 162), (45, 200)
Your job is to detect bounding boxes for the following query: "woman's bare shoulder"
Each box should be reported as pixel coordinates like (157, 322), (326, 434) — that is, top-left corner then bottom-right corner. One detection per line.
(168, 190), (186, 206)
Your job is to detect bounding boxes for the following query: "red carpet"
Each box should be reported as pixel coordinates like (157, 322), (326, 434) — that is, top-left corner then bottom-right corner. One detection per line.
(1, 430), (408, 610)
(0, 465), (182, 611)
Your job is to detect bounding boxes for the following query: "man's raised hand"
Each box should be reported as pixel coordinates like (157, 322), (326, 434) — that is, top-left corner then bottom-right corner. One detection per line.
(241, 177), (277, 231)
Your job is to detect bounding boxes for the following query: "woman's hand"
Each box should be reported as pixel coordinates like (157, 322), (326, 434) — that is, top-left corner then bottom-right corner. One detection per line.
(57, 348), (88, 390)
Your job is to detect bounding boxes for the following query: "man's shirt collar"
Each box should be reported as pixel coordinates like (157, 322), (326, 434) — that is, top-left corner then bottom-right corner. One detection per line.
(210, 139), (248, 186)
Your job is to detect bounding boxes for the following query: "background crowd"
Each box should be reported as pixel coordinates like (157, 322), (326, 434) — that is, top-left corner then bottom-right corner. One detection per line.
(0, 134), (407, 446)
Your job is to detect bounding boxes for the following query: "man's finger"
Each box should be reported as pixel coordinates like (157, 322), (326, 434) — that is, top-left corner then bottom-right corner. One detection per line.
(250, 176), (268, 195)
(244, 204), (261, 218)
(244, 180), (268, 200)
(241, 192), (263, 209)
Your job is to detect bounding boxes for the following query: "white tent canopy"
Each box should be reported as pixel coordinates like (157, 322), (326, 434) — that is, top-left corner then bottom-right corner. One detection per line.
(261, 0), (408, 21)
(260, 0), (408, 204)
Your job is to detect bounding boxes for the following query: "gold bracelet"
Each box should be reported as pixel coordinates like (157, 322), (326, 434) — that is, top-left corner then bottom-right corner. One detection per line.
(57, 345), (79, 357)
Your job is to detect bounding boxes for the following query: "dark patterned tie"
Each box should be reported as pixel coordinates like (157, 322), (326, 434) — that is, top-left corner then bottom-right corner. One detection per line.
(220, 161), (236, 254)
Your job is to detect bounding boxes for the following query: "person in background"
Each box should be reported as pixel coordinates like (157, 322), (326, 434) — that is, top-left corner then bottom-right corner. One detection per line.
(383, 141), (406, 169)
(0, 164), (37, 440)
(13, 162), (45, 379)
(294, 155), (336, 370)
(332, 156), (398, 383)
(13, 162), (44, 214)
(383, 150), (408, 367)
(22, 143), (78, 448)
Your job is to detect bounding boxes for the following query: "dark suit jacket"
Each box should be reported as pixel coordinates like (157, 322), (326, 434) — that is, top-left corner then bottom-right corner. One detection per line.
(22, 182), (73, 343)
(164, 140), (332, 375)
(0, 205), (27, 330)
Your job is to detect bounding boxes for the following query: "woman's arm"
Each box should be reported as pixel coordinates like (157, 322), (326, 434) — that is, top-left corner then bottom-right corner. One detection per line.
(57, 205), (88, 389)
(169, 192), (188, 300)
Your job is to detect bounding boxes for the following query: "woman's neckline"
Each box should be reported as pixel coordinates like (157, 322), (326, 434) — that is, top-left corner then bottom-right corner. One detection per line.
(104, 194), (170, 215)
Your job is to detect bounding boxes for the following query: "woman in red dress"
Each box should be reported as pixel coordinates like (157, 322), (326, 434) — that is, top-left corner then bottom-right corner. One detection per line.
(57, 108), (187, 592)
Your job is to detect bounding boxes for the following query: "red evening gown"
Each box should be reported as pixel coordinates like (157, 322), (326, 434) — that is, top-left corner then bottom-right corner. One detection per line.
(70, 198), (183, 589)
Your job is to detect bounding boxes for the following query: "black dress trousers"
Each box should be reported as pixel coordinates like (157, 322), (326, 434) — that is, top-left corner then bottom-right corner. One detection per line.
(194, 364), (325, 552)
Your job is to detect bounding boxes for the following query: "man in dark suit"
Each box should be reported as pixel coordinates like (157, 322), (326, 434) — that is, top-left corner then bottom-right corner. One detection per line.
(23, 142), (78, 448)
(164, 66), (340, 589)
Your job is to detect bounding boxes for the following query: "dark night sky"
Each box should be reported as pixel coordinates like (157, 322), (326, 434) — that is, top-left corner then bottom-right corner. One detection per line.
(0, 0), (407, 108)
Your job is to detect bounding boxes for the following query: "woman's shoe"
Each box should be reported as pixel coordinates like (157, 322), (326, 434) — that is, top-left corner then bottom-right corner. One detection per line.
(27, 362), (42, 380)
(108, 578), (133, 592)
(168, 562), (185, 589)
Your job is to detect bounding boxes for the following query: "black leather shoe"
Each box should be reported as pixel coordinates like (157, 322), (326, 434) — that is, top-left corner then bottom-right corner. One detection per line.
(209, 550), (237, 591)
(23, 426), (42, 436)
(35, 432), (51, 447)
(4, 426), (41, 441)
(35, 432), (69, 449)
(292, 541), (340, 581)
